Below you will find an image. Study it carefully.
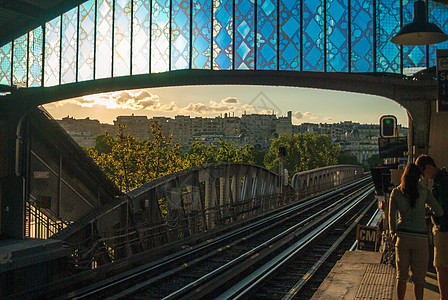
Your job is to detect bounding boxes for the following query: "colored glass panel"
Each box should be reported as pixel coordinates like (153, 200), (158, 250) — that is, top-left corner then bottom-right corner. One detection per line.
(132, 0), (150, 74)
(213, 0), (233, 70)
(402, 0), (426, 74)
(114, 0), (131, 77)
(257, 0), (277, 70)
(96, 0), (113, 79)
(351, 0), (374, 72)
(44, 17), (61, 87)
(13, 34), (28, 87)
(61, 7), (78, 84)
(172, 0), (190, 70)
(78, 0), (95, 81)
(28, 27), (43, 87)
(376, 0), (400, 73)
(152, 0), (170, 73)
(303, 0), (324, 71)
(279, 0), (300, 71)
(235, 0), (255, 69)
(192, 0), (212, 69)
(428, 1), (448, 67)
(326, 0), (348, 72)
(0, 42), (11, 86)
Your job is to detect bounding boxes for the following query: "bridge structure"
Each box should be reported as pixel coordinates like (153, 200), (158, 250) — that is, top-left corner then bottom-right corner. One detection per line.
(0, 0), (448, 293)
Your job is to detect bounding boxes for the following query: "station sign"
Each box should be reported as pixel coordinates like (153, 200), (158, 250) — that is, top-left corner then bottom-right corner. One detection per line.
(437, 49), (448, 112)
(356, 224), (380, 251)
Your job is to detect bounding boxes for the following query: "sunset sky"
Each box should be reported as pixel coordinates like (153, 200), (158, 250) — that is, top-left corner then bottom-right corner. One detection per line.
(43, 85), (409, 126)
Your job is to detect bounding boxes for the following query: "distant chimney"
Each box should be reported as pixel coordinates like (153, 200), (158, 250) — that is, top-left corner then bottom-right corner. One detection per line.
(224, 113), (227, 118)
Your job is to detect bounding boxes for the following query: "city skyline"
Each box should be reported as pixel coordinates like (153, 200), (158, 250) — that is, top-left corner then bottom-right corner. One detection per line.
(43, 85), (409, 126)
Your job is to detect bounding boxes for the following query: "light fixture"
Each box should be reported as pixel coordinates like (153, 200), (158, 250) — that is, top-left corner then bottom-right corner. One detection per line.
(391, 0), (448, 45)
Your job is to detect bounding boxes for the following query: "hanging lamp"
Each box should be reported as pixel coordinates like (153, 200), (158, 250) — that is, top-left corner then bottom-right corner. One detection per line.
(391, 0), (448, 45)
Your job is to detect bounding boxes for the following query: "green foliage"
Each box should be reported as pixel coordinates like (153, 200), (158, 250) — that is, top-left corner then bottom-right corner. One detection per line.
(264, 133), (340, 181)
(338, 152), (359, 165)
(88, 123), (255, 192)
(89, 123), (184, 192)
(184, 139), (254, 167)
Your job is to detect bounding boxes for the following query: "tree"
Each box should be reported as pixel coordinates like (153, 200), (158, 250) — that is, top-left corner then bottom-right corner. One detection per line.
(338, 152), (359, 165)
(184, 139), (254, 167)
(264, 133), (340, 181)
(89, 123), (184, 192)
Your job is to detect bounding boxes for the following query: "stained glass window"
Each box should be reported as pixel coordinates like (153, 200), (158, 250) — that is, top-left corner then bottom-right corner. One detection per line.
(326, 0), (348, 72)
(172, 0), (190, 70)
(235, 0), (255, 69)
(402, 0), (426, 75)
(279, 0), (300, 71)
(96, 0), (113, 79)
(152, 0), (170, 73)
(213, 0), (233, 70)
(44, 17), (61, 87)
(114, 0), (131, 77)
(13, 34), (28, 87)
(376, 0), (400, 73)
(61, 7), (78, 84)
(132, 0), (150, 75)
(302, 0), (324, 71)
(28, 27), (43, 87)
(351, 0), (374, 72)
(257, 0), (277, 70)
(428, 1), (448, 67)
(78, 0), (95, 81)
(0, 43), (12, 86)
(192, 0), (212, 69)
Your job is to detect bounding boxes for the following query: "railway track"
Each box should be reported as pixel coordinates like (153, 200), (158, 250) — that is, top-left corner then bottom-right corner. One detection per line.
(56, 177), (376, 300)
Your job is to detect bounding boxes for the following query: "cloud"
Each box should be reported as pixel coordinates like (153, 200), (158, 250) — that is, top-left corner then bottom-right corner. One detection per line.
(184, 100), (236, 114)
(258, 109), (276, 115)
(323, 117), (334, 121)
(240, 104), (255, 112)
(293, 111), (303, 120)
(309, 116), (319, 120)
(222, 97), (239, 104)
(303, 112), (312, 116)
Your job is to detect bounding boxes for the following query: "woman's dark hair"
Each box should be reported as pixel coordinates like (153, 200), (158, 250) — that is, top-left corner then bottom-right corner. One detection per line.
(400, 163), (421, 208)
(415, 155), (436, 173)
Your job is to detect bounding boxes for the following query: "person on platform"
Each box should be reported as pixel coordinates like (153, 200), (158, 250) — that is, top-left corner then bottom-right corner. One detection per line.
(389, 163), (443, 300)
(416, 154), (448, 300)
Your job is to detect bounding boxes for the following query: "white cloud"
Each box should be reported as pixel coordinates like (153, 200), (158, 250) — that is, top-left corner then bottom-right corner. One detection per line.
(293, 111), (303, 120)
(323, 117), (334, 121)
(309, 116), (319, 120)
(303, 112), (312, 116)
(184, 100), (236, 114)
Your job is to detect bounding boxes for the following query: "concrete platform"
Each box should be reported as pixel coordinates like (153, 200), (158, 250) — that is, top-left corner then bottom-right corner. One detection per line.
(312, 250), (441, 300)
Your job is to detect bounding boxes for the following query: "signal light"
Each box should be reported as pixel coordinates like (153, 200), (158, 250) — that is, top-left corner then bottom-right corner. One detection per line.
(380, 115), (397, 138)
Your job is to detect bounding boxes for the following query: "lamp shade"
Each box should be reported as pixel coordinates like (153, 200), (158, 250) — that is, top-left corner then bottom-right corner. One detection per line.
(391, 0), (448, 45)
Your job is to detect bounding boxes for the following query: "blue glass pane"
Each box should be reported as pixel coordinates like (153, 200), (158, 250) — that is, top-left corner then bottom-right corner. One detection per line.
(376, 0), (400, 73)
(192, 0), (212, 69)
(13, 34), (28, 87)
(428, 1), (448, 67)
(351, 0), (374, 72)
(61, 7), (78, 84)
(96, 0), (113, 79)
(327, 0), (348, 72)
(172, 0), (190, 70)
(257, 0), (277, 70)
(78, 0), (95, 81)
(28, 27), (43, 87)
(279, 0), (300, 71)
(213, 0), (233, 70)
(152, 0), (170, 73)
(303, 0), (324, 71)
(235, 0), (255, 69)
(132, 0), (150, 75)
(44, 17), (61, 87)
(0, 43), (12, 86)
(402, 0), (426, 74)
(114, 0), (131, 77)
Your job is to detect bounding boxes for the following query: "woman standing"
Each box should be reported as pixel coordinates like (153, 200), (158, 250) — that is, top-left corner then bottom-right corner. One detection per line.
(389, 163), (443, 300)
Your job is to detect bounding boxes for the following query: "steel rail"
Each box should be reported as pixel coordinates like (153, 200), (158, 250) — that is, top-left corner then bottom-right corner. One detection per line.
(148, 184), (373, 300)
(56, 177), (372, 300)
